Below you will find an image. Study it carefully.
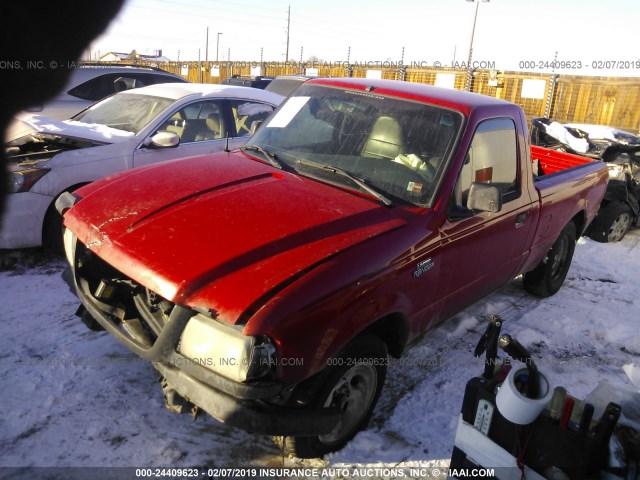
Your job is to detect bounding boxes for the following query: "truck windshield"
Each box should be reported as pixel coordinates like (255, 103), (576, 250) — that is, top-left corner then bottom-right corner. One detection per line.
(246, 84), (463, 206)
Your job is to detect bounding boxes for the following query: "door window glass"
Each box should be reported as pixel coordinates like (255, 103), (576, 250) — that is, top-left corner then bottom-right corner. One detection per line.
(454, 118), (519, 209)
(229, 100), (275, 136)
(157, 100), (226, 143)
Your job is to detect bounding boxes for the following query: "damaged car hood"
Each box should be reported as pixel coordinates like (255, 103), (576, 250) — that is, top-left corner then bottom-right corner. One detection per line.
(65, 153), (408, 324)
(9, 114), (135, 144)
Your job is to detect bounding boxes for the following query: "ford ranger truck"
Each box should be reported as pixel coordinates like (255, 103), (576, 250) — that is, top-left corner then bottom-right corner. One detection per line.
(57, 78), (608, 458)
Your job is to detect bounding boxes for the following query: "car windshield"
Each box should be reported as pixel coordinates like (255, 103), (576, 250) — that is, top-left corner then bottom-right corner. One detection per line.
(73, 93), (175, 134)
(245, 84), (463, 206)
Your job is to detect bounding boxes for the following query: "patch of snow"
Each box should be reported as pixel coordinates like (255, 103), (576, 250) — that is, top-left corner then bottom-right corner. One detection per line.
(545, 121), (589, 153)
(624, 363), (640, 390)
(0, 229), (639, 475)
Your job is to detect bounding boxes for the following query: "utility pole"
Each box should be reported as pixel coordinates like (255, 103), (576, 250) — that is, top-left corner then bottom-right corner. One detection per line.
(285, 5), (290, 61)
(216, 32), (222, 62)
(465, 0), (489, 91)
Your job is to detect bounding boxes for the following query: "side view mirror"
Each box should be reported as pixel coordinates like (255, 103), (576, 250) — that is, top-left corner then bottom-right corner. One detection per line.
(467, 182), (502, 213)
(249, 120), (264, 136)
(143, 131), (180, 149)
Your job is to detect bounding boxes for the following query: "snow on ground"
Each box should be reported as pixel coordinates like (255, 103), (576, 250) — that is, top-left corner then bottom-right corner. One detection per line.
(0, 229), (639, 478)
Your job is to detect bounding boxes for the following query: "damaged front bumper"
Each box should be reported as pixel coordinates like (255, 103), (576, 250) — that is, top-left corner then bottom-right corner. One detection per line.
(62, 228), (340, 436)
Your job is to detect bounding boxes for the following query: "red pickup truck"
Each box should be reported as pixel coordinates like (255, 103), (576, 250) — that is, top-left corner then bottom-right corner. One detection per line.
(58, 78), (608, 458)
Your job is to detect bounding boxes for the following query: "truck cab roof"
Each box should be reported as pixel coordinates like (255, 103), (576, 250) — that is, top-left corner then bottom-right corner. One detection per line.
(308, 77), (513, 115)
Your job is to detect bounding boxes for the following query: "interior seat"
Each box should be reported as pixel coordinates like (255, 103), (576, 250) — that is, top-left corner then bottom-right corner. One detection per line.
(362, 116), (403, 160)
(195, 114), (222, 141)
(113, 79), (128, 93)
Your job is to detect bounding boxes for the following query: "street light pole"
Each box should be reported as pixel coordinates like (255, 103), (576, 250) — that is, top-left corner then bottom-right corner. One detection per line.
(216, 32), (223, 62)
(465, 0), (489, 91)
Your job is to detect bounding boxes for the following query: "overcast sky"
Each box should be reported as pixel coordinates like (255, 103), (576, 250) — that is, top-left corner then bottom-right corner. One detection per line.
(89, 0), (640, 76)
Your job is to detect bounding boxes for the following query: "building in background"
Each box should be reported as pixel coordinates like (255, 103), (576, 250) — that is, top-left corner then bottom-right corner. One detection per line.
(99, 49), (171, 63)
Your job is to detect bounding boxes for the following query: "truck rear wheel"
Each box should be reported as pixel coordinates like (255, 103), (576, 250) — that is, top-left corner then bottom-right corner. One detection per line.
(273, 335), (387, 458)
(588, 202), (632, 243)
(523, 221), (576, 298)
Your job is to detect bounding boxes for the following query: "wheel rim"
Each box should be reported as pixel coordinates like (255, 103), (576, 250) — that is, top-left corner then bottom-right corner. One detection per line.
(608, 213), (631, 242)
(319, 363), (378, 444)
(549, 235), (569, 280)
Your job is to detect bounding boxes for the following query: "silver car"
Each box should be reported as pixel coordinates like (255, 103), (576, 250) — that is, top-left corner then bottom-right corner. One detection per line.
(24, 65), (187, 120)
(3, 83), (283, 250)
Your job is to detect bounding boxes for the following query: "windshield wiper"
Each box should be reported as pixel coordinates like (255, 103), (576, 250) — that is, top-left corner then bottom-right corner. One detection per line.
(296, 159), (393, 207)
(241, 145), (283, 169)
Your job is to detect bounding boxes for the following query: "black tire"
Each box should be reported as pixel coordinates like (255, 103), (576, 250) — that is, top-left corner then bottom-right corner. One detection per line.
(43, 186), (87, 254)
(524, 221), (576, 298)
(588, 202), (632, 243)
(42, 201), (65, 254)
(273, 335), (387, 458)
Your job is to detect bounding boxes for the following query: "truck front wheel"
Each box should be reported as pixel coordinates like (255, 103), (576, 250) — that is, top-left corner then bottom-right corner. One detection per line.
(274, 335), (387, 458)
(588, 202), (632, 243)
(523, 221), (576, 298)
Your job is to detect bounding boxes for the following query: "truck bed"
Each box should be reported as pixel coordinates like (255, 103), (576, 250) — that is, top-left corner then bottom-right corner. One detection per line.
(531, 144), (598, 177)
(522, 145), (608, 275)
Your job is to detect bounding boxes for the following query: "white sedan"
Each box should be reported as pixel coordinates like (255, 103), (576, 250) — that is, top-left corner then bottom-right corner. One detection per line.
(2, 83), (283, 250)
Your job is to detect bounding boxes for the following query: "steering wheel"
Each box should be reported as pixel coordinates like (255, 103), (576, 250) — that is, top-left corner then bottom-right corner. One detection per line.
(421, 158), (438, 181)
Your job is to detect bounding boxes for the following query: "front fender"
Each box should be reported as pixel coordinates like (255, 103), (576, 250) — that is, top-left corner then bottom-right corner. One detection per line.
(244, 219), (437, 385)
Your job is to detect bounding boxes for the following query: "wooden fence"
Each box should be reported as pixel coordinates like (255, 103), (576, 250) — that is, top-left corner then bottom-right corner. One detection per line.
(135, 60), (640, 132)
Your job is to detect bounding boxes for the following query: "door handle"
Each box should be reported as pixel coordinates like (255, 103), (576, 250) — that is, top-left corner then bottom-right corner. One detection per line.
(516, 212), (528, 227)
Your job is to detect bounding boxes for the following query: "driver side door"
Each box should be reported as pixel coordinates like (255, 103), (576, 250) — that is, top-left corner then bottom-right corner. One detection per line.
(436, 117), (536, 320)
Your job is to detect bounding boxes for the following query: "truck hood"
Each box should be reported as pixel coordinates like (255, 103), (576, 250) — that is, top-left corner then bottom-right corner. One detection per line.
(65, 153), (408, 324)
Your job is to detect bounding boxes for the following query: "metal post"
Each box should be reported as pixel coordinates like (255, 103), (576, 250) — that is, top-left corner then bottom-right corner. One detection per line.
(205, 27), (209, 63)
(198, 49), (201, 83)
(216, 33), (222, 62)
(285, 5), (291, 61)
(299, 46), (304, 73)
(465, 0), (489, 92)
(544, 51), (559, 118)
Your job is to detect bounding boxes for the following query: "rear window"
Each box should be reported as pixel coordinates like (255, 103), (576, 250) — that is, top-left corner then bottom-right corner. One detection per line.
(68, 72), (184, 101)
